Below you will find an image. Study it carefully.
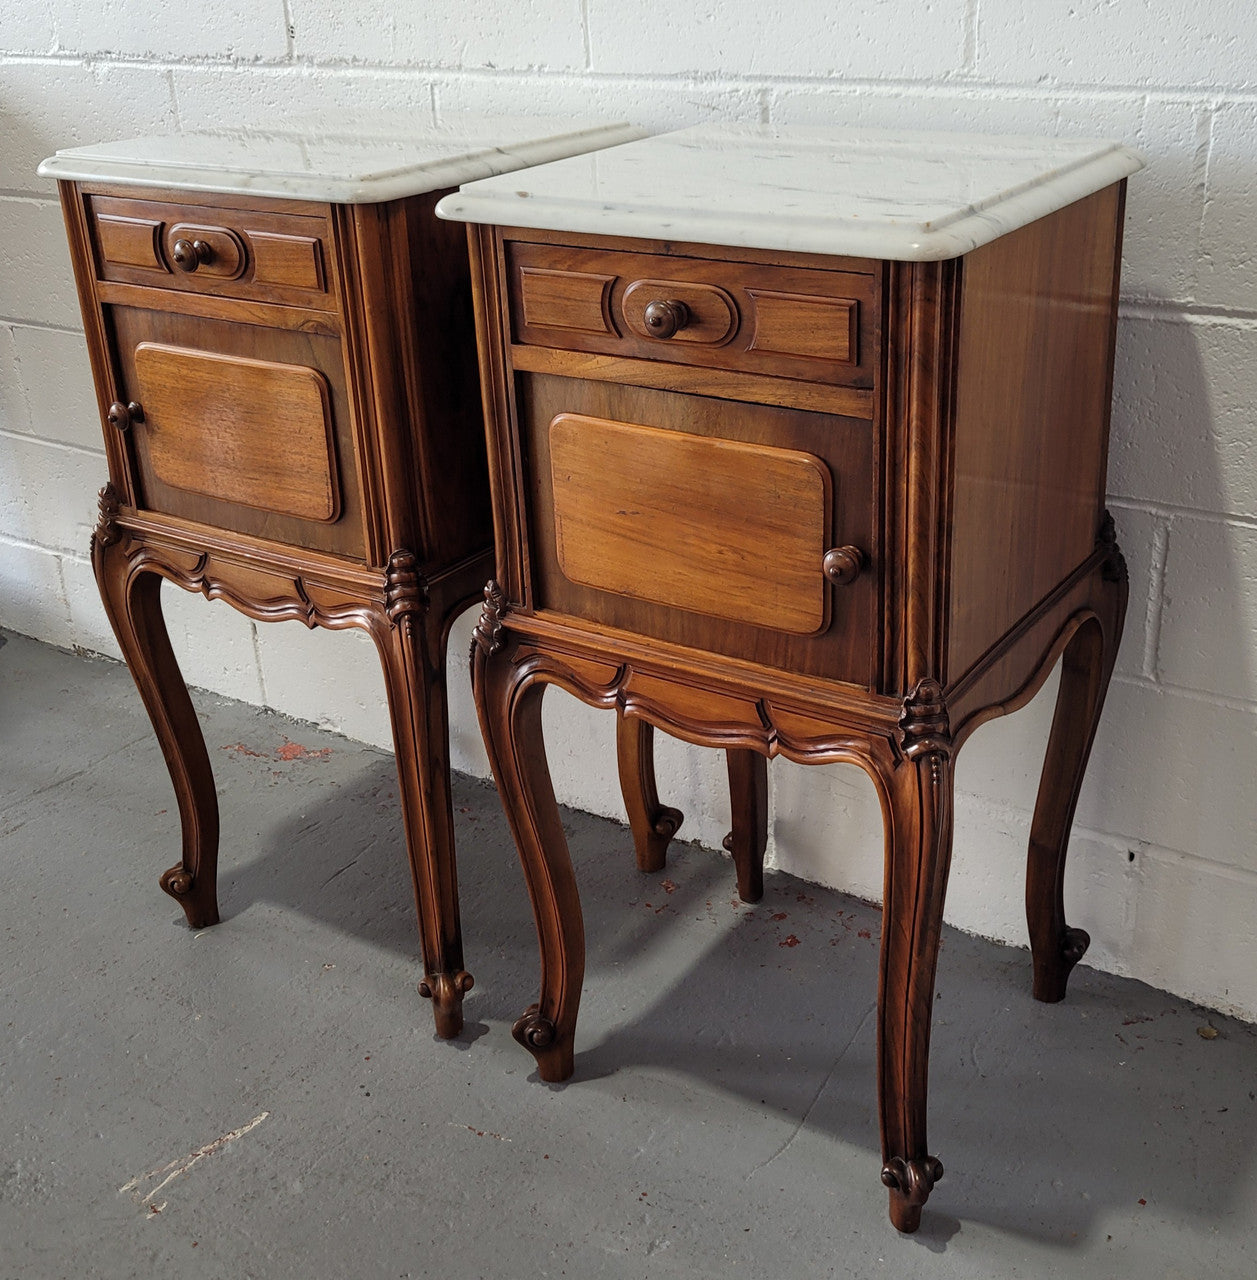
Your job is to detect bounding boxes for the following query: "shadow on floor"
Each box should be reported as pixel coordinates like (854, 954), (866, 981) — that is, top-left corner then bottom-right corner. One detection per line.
(222, 742), (1257, 1249)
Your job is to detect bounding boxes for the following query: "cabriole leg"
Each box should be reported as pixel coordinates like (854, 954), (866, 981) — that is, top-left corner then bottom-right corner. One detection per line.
(370, 575), (472, 1039)
(472, 622), (583, 1083)
(616, 713), (682, 873)
(1027, 557), (1127, 1002)
(92, 523), (220, 929)
(723, 749), (767, 903)
(878, 682), (954, 1232)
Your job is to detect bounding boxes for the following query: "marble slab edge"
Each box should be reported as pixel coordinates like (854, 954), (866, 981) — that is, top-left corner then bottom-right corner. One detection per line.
(36, 124), (647, 205)
(435, 145), (1145, 262)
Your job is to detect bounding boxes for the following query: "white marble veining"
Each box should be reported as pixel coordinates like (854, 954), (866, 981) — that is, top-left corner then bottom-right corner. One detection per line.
(435, 123), (1145, 261)
(37, 114), (646, 204)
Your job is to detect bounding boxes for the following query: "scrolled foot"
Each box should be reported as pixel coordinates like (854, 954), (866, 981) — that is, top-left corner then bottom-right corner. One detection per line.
(1032, 925), (1091, 1003)
(653, 805), (683, 844)
(159, 863), (219, 929)
(511, 1004), (573, 1083)
(635, 805), (683, 874)
(1062, 926), (1090, 965)
(881, 1155), (944, 1233)
(418, 970), (475, 1039)
(722, 828), (766, 903)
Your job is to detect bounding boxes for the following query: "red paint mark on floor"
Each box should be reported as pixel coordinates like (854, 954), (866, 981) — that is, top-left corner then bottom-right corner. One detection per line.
(662, 879), (677, 894)
(858, 929), (872, 939)
(223, 741), (331, 762)
(779, 934), (801, 948)
(771, 912), (788, 921)
(276, 741), (331, 762)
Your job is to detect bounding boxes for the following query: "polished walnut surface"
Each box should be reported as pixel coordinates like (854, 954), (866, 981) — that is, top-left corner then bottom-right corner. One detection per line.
(46, 116), (648, 1044)
(448, 127), (1133, 1232)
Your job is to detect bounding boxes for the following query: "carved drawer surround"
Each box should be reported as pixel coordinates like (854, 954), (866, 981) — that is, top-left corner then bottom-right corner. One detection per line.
(40, 116), (644, 1043)
(439, 123), (1143, 1232)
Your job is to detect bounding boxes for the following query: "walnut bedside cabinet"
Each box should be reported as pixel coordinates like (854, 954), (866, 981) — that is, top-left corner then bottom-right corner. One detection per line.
(38, 116), (646, 1039)
(438, 124), (1143, 1227)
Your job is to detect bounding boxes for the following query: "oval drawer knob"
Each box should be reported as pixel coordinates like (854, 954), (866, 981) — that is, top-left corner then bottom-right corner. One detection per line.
(106, 400), (144, 431)
(823, 545), (866, 586)
(642, 299), (690, 339)
(171, 238), (215, 272)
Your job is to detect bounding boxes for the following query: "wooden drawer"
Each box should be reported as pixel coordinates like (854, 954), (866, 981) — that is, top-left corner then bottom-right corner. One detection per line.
(521, 373), (877, 686)
(87, 194), (334, 310)
(508, 240), (877, 390)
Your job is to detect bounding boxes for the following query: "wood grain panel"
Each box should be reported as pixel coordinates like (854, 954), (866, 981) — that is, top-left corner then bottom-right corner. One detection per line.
(509, 343), (875, 418)
(747, 289), (856, 363)
(519, 266), (614, 334)
(550, 414), (830, 634)
(96, 213), (165, 271)
(247, 229), (326, 292)
(133, 342), (338, 522)
(946, 185), (1123, 682)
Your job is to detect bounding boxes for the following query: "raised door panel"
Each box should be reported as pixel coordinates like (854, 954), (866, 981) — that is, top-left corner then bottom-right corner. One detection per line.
(550, 414), (830, 634)
(133, 343), (338, 523)
(519, 372), (878, 686)
(107, 306), (367, 558)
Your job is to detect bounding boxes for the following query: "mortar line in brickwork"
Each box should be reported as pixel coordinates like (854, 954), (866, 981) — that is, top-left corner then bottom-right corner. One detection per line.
(10, 51), (1257, 104)
(1113, 672), (1257, 717)
(251, 623), (269, 705)
(1142, 521), (1170, 681)
(0, 531), (80, 558)
(1107, 497), (1257, 532)
(281, 0), (296, 61)
(1191, 103), (1214, 288)
(964, 0), (980, 72)
(0, 317), (85, 338)
(0, 430), (106, 466)
(951, 780), (1257, 883)
(164, 68), (180, 131)
(1128, 842), (1257, 885)
(1121, 300), (1257, 327)
(0, 191), (58, 207)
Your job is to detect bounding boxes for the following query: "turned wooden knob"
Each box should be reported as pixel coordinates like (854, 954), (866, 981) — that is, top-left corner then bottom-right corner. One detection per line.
(642, 299), (690, 339)
(106, 400), (144, 431)
(823, 545), (866, 586)
(171, 238), (214, 272)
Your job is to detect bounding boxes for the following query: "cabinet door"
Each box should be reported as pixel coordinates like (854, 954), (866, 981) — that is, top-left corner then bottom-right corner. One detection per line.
(519, 373), (877, 687)
(106, 305), (367, 559)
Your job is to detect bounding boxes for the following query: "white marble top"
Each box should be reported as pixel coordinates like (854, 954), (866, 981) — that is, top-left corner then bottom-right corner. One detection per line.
(435, 123), (1144, 261)
(37, 114), (646, 204)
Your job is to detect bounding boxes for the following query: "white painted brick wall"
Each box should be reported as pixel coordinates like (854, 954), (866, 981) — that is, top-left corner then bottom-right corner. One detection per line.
(2, 2), (1255, 1020)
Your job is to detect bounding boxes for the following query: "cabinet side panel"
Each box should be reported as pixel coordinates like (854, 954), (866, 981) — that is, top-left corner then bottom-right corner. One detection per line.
(399, 192), (494, 567)
(947, 185), (1122, 683)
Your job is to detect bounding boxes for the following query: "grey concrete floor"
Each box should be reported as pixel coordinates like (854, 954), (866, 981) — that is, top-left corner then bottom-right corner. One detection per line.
(1, 628), (1254, 1280)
